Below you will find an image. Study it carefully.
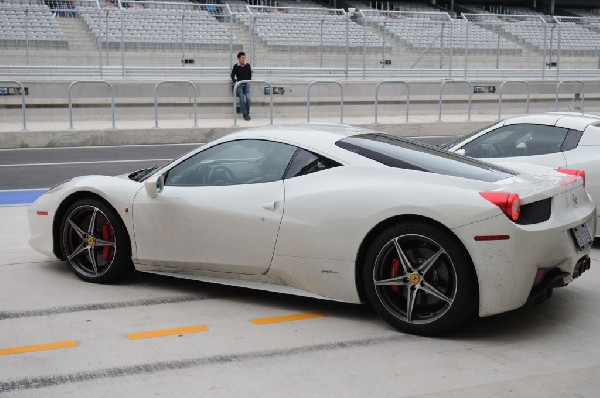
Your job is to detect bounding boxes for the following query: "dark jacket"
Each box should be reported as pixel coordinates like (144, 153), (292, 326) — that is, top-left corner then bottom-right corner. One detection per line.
(231, 63), (252, 83)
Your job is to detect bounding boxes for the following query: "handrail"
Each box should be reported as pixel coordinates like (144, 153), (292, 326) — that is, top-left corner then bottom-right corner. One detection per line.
(68, 80), (115, 129)
(307, 81), (344, 123)
(0, 80), (27, 131)
(374, 80), (410, 123)
(438, 80), (473, 121)
(153, 80), (197, 128)
(498, 80), (530, 119)
(232, 80), (273, 126)
(555, 80), (585, 113)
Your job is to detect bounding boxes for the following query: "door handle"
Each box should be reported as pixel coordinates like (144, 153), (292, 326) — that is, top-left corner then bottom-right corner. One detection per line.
(262, 201), (277, 211)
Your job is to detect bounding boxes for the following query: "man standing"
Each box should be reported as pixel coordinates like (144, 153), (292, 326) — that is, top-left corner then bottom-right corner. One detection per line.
(230, 52), (252, 121)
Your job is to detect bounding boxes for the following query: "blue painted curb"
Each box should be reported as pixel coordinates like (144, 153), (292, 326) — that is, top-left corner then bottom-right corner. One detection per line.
(0, 189), (47, 206)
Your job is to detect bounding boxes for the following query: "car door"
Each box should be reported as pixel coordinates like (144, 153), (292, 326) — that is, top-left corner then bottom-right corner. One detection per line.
(132, 139), (298, 275)
(459, 123), (568, 168)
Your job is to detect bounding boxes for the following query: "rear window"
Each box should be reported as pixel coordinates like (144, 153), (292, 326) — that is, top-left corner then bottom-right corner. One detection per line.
(336, 134), (515, 183)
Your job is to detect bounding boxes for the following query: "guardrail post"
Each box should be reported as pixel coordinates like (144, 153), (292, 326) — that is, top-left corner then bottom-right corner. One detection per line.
(153, 80), (198, 128)
(0, 81), (27, 131)
(374, 81), (410, 123)
(307, 81), (344, 124)
(555, 80), (585, 113)
(68, 80), (115, 130)
(438, 80), (473, 122)
(232, 80), (273, 126)
(498, 80), (530, 119)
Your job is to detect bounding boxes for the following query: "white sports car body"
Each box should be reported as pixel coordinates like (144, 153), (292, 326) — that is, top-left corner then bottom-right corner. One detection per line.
(29, 124), (596, 334)
(444, 112), (600, 235)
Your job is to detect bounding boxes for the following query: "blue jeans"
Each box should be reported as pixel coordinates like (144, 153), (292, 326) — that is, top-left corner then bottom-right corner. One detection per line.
(236, 84), (251, 117)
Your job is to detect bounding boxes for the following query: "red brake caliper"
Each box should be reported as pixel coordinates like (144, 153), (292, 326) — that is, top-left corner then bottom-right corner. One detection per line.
(390, 258), (401, 294)
(102, 223), (114, 262)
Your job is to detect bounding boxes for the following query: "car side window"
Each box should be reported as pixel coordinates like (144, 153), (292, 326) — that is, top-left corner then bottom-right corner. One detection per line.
(284, 149), (341, 179)
(165, 139), (297, 187)
(561, 130), (584, 152)
(461, 124), (570, 158)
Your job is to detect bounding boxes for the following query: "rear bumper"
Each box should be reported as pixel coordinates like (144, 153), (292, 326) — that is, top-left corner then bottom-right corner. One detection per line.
(453, 201), (596, 317)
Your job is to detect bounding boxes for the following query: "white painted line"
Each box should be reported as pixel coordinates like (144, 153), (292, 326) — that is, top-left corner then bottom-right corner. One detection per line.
(0, 159), (171, 168)
(0, 143), (204, 151)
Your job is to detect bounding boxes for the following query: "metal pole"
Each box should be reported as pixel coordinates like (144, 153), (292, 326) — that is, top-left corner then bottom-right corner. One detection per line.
(542, 21), (547, 79)
(307, 81), (343, 123)
(362, 16), (366, 79)
(382, 21), (386, 69)
(120, 9), (125, 79)
(181, 14), (185, 64)
(464, 21), (469, 79)
(449, 17), (453, 78)
(154, 81), (198, 128)
(1, 81), (28, 131)
(440, 22), (445, 69)
(345, 13), (349, 79)
(321, 19), (324, 68)
(68, 81), (115, 130)
(229, 29), (233, 68)
(105, 10), (109, 66)
(98, 12), (104, 78)
(251, 16), (256, 66)
(25, 8), (29, 65)
(556, 22), (561, 79)
(496, 26), (500, 69)
(374, 81), (410, 123)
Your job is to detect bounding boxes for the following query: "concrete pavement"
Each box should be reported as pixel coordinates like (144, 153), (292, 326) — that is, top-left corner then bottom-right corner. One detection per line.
(1, 205), (600, 397)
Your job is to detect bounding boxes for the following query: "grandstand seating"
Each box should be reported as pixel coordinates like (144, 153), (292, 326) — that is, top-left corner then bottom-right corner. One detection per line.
(81, 8), (242, 50)
(0, 4), (68, 48)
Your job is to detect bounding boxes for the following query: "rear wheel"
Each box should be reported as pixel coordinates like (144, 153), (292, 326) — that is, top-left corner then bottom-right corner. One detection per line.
(363, 222), (477, 335)
(60, 199), (133, 283)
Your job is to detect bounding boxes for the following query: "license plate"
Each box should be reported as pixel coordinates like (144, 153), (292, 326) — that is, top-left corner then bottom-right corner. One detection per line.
(572, 224), (593, 251)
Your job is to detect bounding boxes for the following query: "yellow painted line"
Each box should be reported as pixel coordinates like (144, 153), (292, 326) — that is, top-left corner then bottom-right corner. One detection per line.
(0, 340), (78, 356)
(250, 312), (326, 325)
(127, 325), (209, 340)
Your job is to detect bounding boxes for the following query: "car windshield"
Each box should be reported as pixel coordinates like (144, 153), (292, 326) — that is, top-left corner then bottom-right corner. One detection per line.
(438, 122), (500, 150)
(336, 133), (515, 183)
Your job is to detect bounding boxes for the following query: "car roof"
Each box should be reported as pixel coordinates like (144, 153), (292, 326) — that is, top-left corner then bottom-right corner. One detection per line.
(220, 123), (371, 148)
(504, 112), (600, 131)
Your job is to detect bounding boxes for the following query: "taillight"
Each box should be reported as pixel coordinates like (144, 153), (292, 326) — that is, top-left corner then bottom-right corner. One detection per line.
(480, 192), (521, 221)
(556, 168), (586, 187)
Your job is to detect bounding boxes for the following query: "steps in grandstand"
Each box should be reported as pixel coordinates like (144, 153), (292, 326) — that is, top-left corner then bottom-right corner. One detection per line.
(57, 16), (97, 52)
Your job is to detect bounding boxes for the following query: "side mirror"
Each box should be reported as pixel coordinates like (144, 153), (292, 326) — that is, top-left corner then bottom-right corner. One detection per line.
(144, 174), (165, 198)
(455, 148), (466, 156)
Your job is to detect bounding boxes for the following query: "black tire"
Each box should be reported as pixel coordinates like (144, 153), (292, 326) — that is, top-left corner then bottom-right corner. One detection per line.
(59, 198), (133, 283)
(363, 221), (477, 336)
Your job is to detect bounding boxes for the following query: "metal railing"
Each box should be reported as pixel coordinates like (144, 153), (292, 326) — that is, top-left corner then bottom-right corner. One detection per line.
(374, 80), (410, 123)
(4, 79), (595, 130)
(555, 80), (585, 113)
(438, 80), (473, 121)
(153, 80), (198, 128)
(498, 80), (530, 119)
(232, 80), (273, 126)
(307, 81), (344, 123)
(68, 80), (115, 129)
(0, 80), (27, 131)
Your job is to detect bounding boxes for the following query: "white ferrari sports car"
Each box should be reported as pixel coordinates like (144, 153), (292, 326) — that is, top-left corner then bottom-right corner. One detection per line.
(29, 124), (596, 335)
(442, 112), (600, 235)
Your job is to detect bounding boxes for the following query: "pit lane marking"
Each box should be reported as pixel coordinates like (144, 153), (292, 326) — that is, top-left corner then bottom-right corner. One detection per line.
(127, 325), (209, 340)
(250, 312), (326, 325)
(0, 340), (78, 356)
(0, 335), (403, 392)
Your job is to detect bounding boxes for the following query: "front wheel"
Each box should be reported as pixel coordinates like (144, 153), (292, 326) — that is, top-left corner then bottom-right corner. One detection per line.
(363, 222), (477, 335)
(60, 198), (133, 283)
